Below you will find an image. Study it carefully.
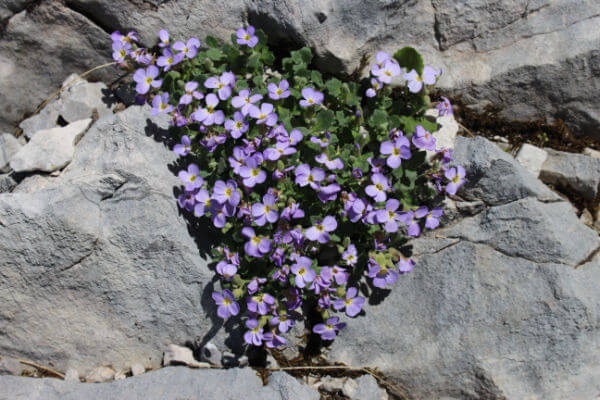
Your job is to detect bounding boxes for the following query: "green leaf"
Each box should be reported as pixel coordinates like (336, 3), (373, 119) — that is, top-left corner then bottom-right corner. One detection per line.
(205, 36), (220, 48)
(393, 46), (424, 75)
(335, 111), (350, 127)
(311, 70), (324, 87)
(247, 53), (261, 70)
(298, 47), (313, 64)
(325, 78), (342, 97)
(315, 109), (335, 131)
(368, 109), (388, 130)
(261, 49), (275, 65)
(206, 48), (224, 61)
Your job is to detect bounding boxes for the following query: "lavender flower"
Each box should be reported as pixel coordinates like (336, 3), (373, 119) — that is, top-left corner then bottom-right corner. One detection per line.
(193, 189), (211, 216)
(270, 315), (294, 333)
(309, 271), (331, 294)
(249, 103), (278, 126)
(412, 125), (436, 151)
(243, 319), (264, 346)
(252, 193), (279, 226)
(133, 65), (162, 95)
(112, 41), (130, 63)
(151, 93), (174, 116)
(423, 207), (443, 229)
(231, 89), (263, 115)
(333, 287), (365, 317)
(247, 293), (275, 315)
(213, 180), (241, 207)
(173, 135), (192, 157)
(280, 202), (305, 220)
(445, 166), (466, 195)
(290, 256), (316, 288)
(179, 81), (204, 105)
(279, 129), (304, 146)
(247, 277), (267, 295)
(437, 96), (453, 116)
(317, 183), (341, 203)
(315, 153), (344, 170)
(209, 202), (235, 228)
(365, 173), (389, 202)
(216, 260), (237, 279)
(398, 210), (421, 237)
(368, 258), (398, 288)
(268, 80), (291, 100)
(376, 199), (401, 233)
(177, 190), (196, 212)
(342, 244), (358, 266)
(310, 132), (331, 148)
(365, 78), (382, 98)
(191, 94), (225, 126)
(380, 136), (411, 168)
(178, 163), (203, 191)
(224, 111), (249, 139)
(242, 227), (271, 257)
(172, 37), (200, 59)
(404, 65), (441, 93)
(236, 26), (259, 48)
(157, 48), (184, 71)
(212, 290), (240, 319)
(239, 158), (267, 188)
(295, 164), (325, 189)
(313, 317), (346, 340)
(370, 51), (392, 74)
(305, 216), (337, 243)
(397, 255), (415, 274)
(158, 29), (170, 47)
(329, 265), (349, 285)
(300, 87), (324, 107)
(372, 59), (401, 84)
(264, 141), (296, 161)
(205, 72), (236, 100)
(263, 331), (287, 348)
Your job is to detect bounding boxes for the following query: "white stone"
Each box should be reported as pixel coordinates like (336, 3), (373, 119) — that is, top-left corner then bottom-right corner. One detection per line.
(64, 368), (79, 382)
(0, 133), (22, 171)
(114, 369), (127, 380)
(515, 143), (548, 177)
(583, 147), (600, 159)
(162, 344), (210, 368)
(130, 363), (145, 376)
(10, 119), (91, 173)
(85, 366), (115, 383)
(425, 108), (458, 161)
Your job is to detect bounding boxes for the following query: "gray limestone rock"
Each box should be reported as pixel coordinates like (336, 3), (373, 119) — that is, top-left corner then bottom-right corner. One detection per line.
(539, 148), (600, 201)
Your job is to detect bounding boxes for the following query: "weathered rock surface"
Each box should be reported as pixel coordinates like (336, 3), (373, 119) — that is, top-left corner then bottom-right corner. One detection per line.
(0, 367), (320, 400)
(0, 133), (22, 172)
(539, 148), (600, 201)
(327, 136), (600, 399)
(10, 119), (92, 173)
(1, 1), (599, 138)
(515, 143), (548, 177)
(0, 105), (224, 374)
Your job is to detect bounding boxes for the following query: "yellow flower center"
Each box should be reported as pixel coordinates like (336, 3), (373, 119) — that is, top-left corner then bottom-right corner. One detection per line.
(167, 57), (174, 64)
(244, 34), (250, 41)
(225, 188), (232, 196)
(298, 268), (306, 275)
(393, 148), (400, 156)
(205, 199), (211, 207)
(308, 98), (314, 104)
(251, 168), (259, 177)
(345, 298), (353, 305)
(276, 89), (283, 95)
(235, 121), (243, 129)
(252, 237), (261, 244)
(207, 106), (214, 114)
(252, 327), (260, 333)
(145, 77), (153, 85)
(223, 298), (231, 306)
(452, 176), (460, 184)
(189, 175), (196, 182)
(375, 183), (383, 191)
(218, 83), (224, 88)
(316, 224), (324, 232)
(416, 76), (423, 82)
(325, 324), (334, 330)
(384, 71), (391, 76)
(184, 47), (189, 53)
(259, 113), (267, 120)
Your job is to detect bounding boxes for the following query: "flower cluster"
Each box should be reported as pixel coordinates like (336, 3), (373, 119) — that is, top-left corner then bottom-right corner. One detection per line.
(110, 27), (465, 347)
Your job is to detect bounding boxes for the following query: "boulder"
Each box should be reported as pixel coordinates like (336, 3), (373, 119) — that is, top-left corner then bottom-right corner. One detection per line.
(539, 148), (600, 201)
(0, 367), (320, 400)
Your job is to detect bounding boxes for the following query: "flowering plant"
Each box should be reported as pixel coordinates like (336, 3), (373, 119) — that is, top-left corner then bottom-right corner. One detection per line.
(110, 27), (464, 348)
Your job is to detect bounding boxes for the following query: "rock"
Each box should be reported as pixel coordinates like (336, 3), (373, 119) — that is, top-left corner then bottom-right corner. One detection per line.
(583, 147), (600, 159)
(452, 136), (561, 205)
(10, 174), (55, 193)
(349, 375), (388, 400)
(0, 367), (320, 400)
(0, 357), (23, 376)
(0, 1), (119, 132)
(19, 75), (115, 139)
(0, 105), (224, 375)
(221, 351), (238, 367)
(163, 345), (210, 369)
(130, 364), (145, 377)
(318, 376), (346, 394)
(580, 209), (594, 227)
(539, 149), (600, 201)
(0, 174), (17, 193)
(114, 370), (127, 381)
(0, 133), (22, 172)
(85, 366), (115, 383)
(238, 355), (249, 367)
(515, 143), (548, 176)
(9, 119), (92, 173)
(64, 369), (80, 382)
(199, 341), (222, 366)
(424, 108), (459, 160)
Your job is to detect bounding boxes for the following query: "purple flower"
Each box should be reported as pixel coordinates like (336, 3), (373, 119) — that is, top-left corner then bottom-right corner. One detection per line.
(158, 29), (170, 47)
(290, 256), (316, 288)
(172, 37), (200, 59)
(264, 141), (296, 161)
(212, 180), (241, 207)
(112, 41), (130, 63)
(252, 193), (279, 226)
(317, 183), (341, 203)
(177, 190), (196, 212)
(372, 59), (401, 84)
(205, 72), (236, 100)
(212, 290), (240, 319)
(174, 135), (192, 156)
(151, 92), (175, 116)
(333, 287), (365, 317)
(216, 260), (237, 279)
(224, 111), (249, 139)
(178, 163), (203, 191)
(305, 216), (337, 243)
(285, 287), (302, 311)
(437, 96), (453, 116)
(424, 207), (443, 229)
(247, 293), (275, 315)
(412, 125), (436, 151)
(313, 317), (346, 340)
(133, 65), (162, 95)
(370, 51), (392, 74)
(249, 103), (278, 126)
(243, 319), (264, 346)
(300, 87), (324, 107)
(236, 26), (259, 48)
(111, 30), (137, 44)
(438, 148), (453, 164)
(380, 136), (411, 168)
(365, 173), (389, 202)
(157, 48), (184, 71)
(268, 80), (291, 100)
(329, 265), (349, 285)
(315, 153), (344, 170)
(130, 47), (152, 64)
(376, 199), (402, 232)
(342, 244), (358, 266)
(193, 189), (211, 216)
(368, 258), (398, 288)
(398, 255), (415, 274)
(270, 315), (295, 333)
(231, 89), (263, 116)
(404, 65), (441, 93)
(239, 157), (267, 188)
(263, 331), (286, 348)
(310, 132), (331, 148)
(309, 271), (331, 295)
(295, 164), (325, 190)
(280, 202), (305, 221)
(247, 277), (267, 295)
(209, 202), (235, 228)
(398, 210), (421, 237)
(365, 78), (383, 98)
(180, 81), (204, 105)
(445, 166), (466, 195)
(191, 94), (225, 126)
(242, 227), (271, 258)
